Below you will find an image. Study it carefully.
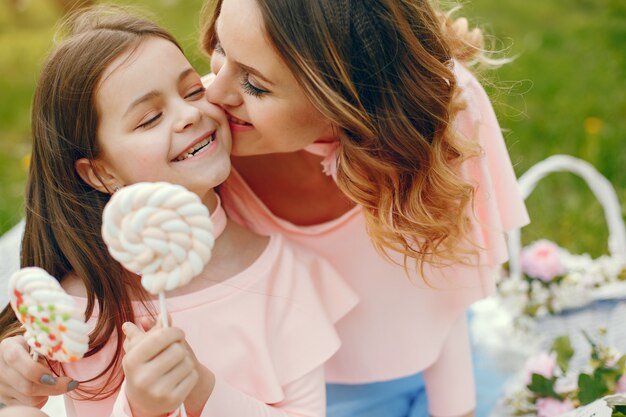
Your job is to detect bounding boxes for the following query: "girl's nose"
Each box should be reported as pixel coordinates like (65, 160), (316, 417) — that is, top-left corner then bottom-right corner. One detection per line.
(174, 101), (202, 132)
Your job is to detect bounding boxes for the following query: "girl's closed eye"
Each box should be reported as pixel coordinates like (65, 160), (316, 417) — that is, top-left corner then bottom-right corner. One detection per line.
(185, 85), (206, 100)
(136, 112), (162, 129)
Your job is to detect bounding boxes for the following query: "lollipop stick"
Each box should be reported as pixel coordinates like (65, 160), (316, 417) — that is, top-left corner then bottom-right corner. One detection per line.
(159, 292), (169, 328)
(158, 292), (187, 417)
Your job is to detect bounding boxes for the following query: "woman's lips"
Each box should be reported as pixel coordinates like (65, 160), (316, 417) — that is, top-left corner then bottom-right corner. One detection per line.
(226, 112), (254, 132)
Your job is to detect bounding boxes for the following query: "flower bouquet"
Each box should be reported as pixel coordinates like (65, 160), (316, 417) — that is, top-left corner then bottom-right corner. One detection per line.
(503, 330), (626, 417)
(498, 239), (626, 319)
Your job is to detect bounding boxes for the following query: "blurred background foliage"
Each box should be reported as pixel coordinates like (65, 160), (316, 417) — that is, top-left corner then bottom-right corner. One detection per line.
(0, 0), (624, 257)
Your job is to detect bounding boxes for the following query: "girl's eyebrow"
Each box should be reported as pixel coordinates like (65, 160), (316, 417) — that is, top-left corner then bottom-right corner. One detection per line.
(123, 68), (197, 117)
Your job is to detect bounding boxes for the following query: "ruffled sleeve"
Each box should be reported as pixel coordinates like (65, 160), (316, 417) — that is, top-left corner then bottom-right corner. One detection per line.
(199, 235), (358, 403)
(454, 62), (530, 268)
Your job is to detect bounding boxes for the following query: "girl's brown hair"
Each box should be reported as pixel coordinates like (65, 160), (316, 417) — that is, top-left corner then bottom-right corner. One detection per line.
(0, 6), (179, 399)
(201, 0), (486, 271)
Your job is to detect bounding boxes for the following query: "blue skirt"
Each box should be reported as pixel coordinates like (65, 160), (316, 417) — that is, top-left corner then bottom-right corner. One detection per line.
(326, 372), (428, 417)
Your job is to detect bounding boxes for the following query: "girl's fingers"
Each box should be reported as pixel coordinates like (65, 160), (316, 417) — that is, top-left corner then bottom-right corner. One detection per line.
(162, 355), (195, 387)
(170, 370), (199, 402)
(143, 342), (189, 378)
(125, 327), (185, 364)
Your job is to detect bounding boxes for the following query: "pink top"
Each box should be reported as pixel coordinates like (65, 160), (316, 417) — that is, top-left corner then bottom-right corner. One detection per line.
(218, 62), (530, 417)
(61, 234), (358, 417)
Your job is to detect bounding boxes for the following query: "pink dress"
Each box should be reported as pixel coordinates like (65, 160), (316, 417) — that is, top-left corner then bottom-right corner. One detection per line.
(61, 234), (358, 417)
(218, 62), (530, 417)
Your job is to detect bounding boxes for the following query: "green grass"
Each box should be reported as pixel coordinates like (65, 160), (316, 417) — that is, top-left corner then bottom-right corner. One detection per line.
(0, 0), (208, 232)
(463, 0), (626, 256)
(0, 0), (624, 258)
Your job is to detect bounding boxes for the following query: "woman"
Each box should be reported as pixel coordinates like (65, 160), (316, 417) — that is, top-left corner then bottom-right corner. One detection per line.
(202, 1), (528, 416)
(0, 0), (528, 416)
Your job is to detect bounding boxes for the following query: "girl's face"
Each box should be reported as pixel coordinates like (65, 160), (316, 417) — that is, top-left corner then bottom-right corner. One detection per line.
(205, 0), (335, 157)
(94, 36), (232, 198)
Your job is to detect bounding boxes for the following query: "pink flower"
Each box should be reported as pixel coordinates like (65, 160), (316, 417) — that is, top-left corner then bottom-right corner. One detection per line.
(521, 240), (566, 282)
(537, 397), (574, 417)
(617, 374), (626, 393)
(524, 352), (557, 384)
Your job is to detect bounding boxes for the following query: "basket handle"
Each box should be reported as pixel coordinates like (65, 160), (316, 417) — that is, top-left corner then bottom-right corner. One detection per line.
(507, 154), (626, 280)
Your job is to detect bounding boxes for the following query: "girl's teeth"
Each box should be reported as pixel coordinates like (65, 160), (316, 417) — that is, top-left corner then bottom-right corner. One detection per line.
(176, 135), (214, 161)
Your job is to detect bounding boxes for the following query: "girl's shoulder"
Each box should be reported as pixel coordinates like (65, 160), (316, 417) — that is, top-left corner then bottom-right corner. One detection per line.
(60, 271), (88, 298)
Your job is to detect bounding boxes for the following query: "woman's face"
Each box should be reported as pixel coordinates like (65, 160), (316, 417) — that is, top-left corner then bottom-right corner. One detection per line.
(95, 37), (232, 198)
(205, 0), (335, 157)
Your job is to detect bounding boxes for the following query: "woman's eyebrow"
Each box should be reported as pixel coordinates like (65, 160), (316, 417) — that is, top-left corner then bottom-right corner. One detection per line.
(237, 62), (274, 86)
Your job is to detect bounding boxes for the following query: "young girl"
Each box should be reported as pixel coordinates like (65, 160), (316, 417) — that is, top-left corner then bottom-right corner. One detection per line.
(200, 1), (529, 416)
(0, 7), (356, 416)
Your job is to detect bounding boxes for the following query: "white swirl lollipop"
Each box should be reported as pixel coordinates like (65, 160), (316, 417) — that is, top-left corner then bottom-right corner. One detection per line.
(102, 182), (214, 295)
(102, 182), (214, 417)
(9, 267), (90, 363)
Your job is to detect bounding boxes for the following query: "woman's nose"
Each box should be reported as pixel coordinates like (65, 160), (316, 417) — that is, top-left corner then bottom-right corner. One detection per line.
(205, 54), (242, 108)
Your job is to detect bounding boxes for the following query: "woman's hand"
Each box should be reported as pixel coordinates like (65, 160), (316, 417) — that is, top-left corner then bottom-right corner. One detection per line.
(122, 322), (199, 417)
(0, 336), (77, 408)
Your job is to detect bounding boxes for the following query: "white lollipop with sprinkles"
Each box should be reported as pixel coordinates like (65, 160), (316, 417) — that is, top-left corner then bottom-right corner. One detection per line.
(9, 267), (89, 363)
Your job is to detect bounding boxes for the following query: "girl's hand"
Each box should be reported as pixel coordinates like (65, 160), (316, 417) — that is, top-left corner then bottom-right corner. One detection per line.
(126, 317), (215, 416)
(0, 336), (77, 408)
(122, 323), (198, 417)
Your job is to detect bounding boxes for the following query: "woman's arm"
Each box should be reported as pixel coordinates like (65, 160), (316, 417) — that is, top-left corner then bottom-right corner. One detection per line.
(0, 336), (76, 408)
(424, 313), (476, 417)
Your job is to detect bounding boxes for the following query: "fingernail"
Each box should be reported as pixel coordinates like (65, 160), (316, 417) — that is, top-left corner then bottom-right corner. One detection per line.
(40, 374), (57, 385)
(122, 322), (130, 333)
(68, 380), (79, 391)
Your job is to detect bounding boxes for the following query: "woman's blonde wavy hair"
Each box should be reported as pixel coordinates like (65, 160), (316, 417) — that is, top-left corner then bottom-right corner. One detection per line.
(201, 0), (492, 272)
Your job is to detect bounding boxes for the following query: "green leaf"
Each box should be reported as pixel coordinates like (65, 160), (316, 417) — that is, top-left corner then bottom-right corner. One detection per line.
(551, 336), (574, 373)
(582, 330), (601, 361)
(578, 372), (609, 405)
(595, 366), (621, 391)
(527, 374), (561, 399)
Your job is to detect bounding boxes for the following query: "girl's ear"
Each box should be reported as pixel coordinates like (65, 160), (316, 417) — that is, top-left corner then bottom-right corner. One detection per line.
(75, 158), (121, 194)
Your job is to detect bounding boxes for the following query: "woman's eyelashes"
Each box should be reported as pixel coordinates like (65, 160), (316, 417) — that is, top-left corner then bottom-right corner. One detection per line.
(213, 42), (224, 55)
(240, 73), (268, 97)
(213, 41), (269, 97)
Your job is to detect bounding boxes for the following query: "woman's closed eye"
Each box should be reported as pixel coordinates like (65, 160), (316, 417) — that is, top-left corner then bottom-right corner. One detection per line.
(213, 42), (224, 55)
(241, 73), (268, 97)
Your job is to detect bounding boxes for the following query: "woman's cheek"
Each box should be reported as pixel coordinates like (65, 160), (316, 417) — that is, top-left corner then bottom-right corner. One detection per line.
(210, 53), (224, 74)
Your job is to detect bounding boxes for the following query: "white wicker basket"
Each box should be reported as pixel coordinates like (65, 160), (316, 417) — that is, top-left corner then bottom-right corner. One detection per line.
(504, 155), (626, 314)
(471, 154), (626, 363)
